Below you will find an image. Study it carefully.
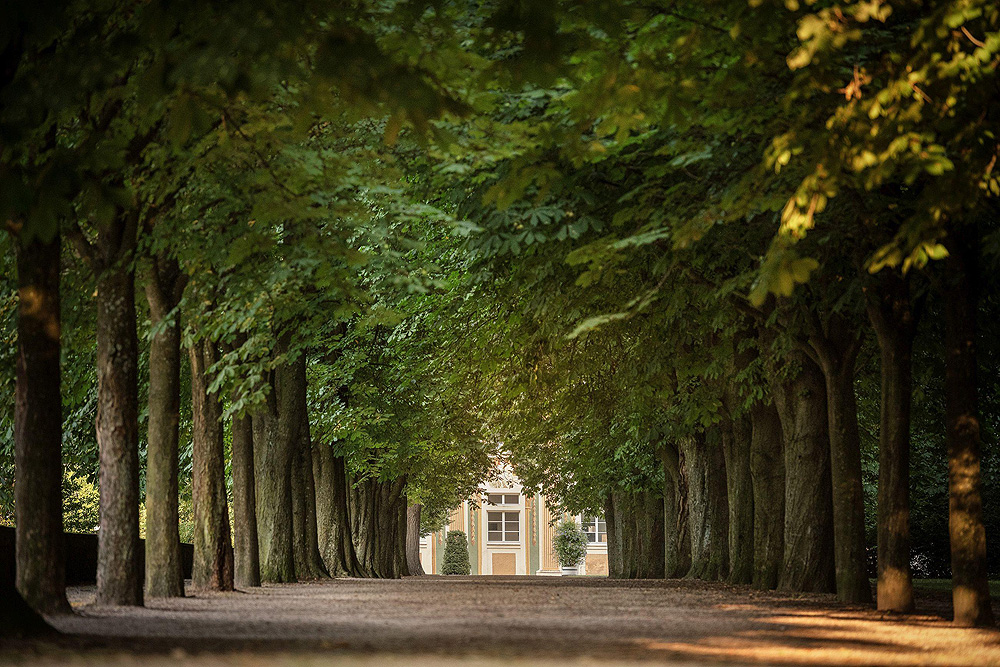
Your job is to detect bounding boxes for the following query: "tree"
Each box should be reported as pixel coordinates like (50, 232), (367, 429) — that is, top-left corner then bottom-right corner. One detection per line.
(188, 336), (234, 592)
(942, 228), (995, 627)
(405, 504), (425, 576)
(553, 519), (588, 570)
(441, 530), (471, 576)
(12, 227), (69, 614)
(868, 271), (918, 613)
(144, 256), (187, 598)
(227, 338), (260, 588)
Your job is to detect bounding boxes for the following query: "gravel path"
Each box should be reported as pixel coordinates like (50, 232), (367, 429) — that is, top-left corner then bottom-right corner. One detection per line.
(3, 576), (998, 666)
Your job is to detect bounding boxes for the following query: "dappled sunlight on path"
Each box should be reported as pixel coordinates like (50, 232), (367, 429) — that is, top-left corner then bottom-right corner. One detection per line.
(5, 576), (997, 666)
(636, 607), (1000, 665)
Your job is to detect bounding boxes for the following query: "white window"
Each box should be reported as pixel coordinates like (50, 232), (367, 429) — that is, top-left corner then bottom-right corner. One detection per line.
(486, 493), (520, 506)
(487, 510), (520, 542)
(581, 516), (607, 543)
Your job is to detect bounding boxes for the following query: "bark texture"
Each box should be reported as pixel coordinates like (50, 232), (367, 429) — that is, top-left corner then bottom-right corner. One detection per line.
(943, 233), (995, 628)
(810, 317), (872, 603)
(143, 257), (186, 599)
(254, 357), (296, 583)
(605, 490), (665, 579)
(770, 350), (835, 594)
(681, 432), (729, 581)
(721, 412), (754, 585)
(660, 443), (692, 578)
(867, 272), (915, 613)
(95, 262), (143, 607)
(604, 493), (623, 579)
(349, 476), (410, 578)
(625, 490), (666, 579)
(395, 492), (410, 577)
(349, 477), (375, 575)
(289, 357), (327, 580)
(230, 393), (260, 588)
(406, 504), (426, 576)
(643, 489), (666, 579)
(189, 339), (234, 592)
(14, 233), (69, 614)
(314, 446), (362, 576)
(749, 400), (785, 589)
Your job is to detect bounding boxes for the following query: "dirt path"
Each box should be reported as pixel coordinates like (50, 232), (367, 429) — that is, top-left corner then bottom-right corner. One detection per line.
(3, 576), (999, 666)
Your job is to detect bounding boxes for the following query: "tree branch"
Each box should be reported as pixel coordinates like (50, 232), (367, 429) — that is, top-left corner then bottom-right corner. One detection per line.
(65, 221), (101, 271)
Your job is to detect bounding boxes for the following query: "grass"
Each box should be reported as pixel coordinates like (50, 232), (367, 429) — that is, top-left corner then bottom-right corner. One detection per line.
(911, 578), (1000, 598)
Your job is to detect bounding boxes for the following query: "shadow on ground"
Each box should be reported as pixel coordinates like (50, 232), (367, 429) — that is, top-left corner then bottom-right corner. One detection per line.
(2, 576), (998, 666)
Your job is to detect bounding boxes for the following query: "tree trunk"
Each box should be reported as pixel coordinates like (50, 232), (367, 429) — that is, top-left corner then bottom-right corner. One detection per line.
(615, 492), (639, 578)
(629, 494), (644, 578)
(304, 446), (326, 577)
(229, 361), (260, 588)
(770, 350), (835, 593)
(943, 232), (995, 628)
(708, 431), (730, 580)
(867, 271), (915, 613)
(810, 318), (873, 604)
(254, 361), (296, 583)
(682, 436), (710, 580)
(351, 476), (379, 577)
(289, 355), (327, 580)
(642, 488), (666, 579)
(406, 504), (425, 575)
(374, 477), (407, 578)
(332, 456), (362, 576)
(370, 481), (389, 577)
(660, 443), (691, 578)
(0, 38), (56, 640)
(721, 329), (757, 586)
(292, 435), (327, 578)
(314, 446), (361, 576)
(604, 493), (622, 579)
(189, 339), (234, 592)
(291, 452), (314, 578)
(95, 263), (143, 607)
(314, 446), (333, 564)
(395, 488), (410, 578)
(14, 232), (69, 614)
(681, 432), (729, 581)
(231, 406), (260, 588)
(824, 361), (872, 603)
(360, 480), (375, 576)
(348, 476), (365, 573)
(613, 489), (665, 579)
(749, 399), (784, 590)
(721, 412), (754, 585)
(143, 257), (185, 599)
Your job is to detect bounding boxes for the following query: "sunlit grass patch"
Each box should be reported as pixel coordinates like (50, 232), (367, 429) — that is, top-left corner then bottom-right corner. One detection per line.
(912, 579), (1000, 598)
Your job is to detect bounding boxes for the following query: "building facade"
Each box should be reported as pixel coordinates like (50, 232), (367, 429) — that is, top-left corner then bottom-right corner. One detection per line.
(419, 468), (608, 576)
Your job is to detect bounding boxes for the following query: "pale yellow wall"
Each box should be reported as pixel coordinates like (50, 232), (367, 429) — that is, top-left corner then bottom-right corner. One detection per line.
(447, 505), (464, 532)
(585, 553), (609, 576)
(492, 553), (517, 575)
(540, 497), (561, 572)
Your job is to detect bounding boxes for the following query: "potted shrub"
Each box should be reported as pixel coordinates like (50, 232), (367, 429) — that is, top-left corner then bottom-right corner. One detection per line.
(553, 519), (588, 575)
(441, 530), (471, 575)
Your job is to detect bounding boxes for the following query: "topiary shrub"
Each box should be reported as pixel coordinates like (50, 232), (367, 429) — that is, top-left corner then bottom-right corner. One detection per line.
(441, 530), (471, 575)
(553, 519), (588, 569)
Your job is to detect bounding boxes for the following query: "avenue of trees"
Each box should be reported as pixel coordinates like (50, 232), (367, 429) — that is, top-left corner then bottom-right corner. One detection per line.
(2, 0), (998, 635)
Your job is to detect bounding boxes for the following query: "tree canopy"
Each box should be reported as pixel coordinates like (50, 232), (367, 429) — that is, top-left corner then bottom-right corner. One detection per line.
(2, 0), (998, 630)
